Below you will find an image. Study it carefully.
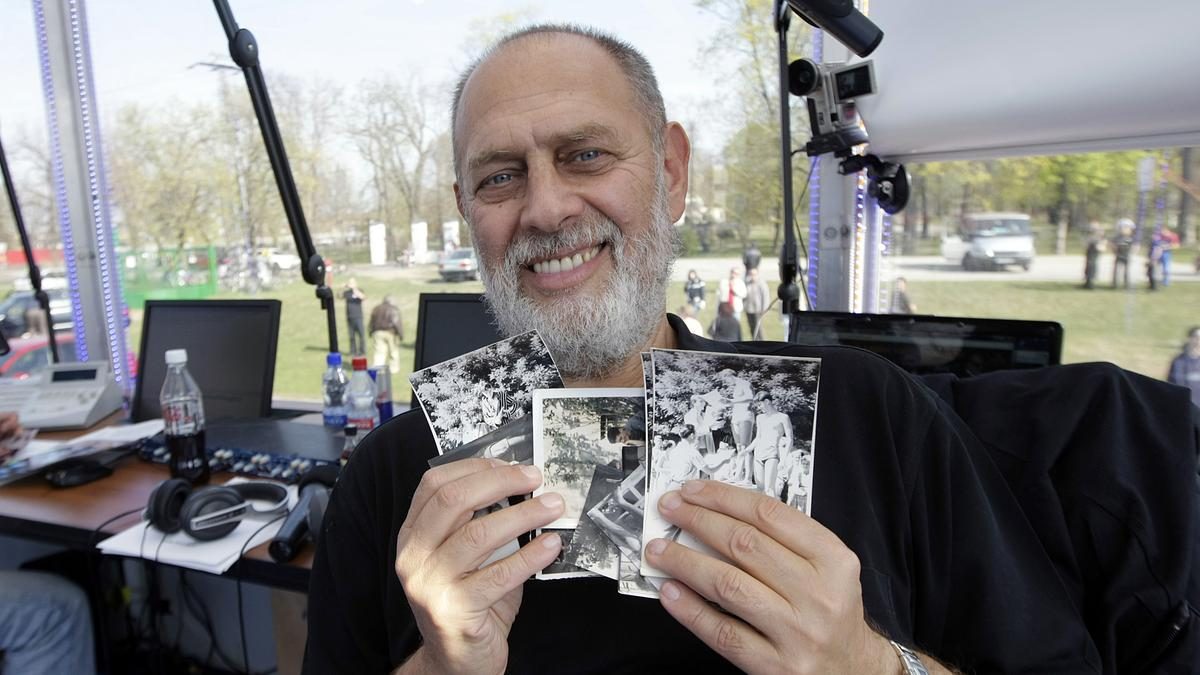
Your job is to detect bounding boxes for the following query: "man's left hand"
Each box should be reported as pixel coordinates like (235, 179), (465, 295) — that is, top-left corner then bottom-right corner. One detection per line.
(643, 480), (899, 675)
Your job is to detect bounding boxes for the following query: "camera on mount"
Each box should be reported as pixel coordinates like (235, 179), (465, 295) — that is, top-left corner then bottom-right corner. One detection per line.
(789, 58), (875, 157)
(787, 57), (909, 214)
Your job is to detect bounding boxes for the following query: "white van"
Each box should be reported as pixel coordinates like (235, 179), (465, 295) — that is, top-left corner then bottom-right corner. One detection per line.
(941, 212), (1036, 271)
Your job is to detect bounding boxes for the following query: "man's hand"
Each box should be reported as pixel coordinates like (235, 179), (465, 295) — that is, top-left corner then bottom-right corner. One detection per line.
(394, 458), (565, 675)
(643, 480), (902, 675)
(0, 412), (22, 463)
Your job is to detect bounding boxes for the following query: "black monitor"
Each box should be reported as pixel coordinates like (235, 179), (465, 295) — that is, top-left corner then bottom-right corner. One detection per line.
(132, 300), (282, 422)
(788, 311), (1062, 378)
(413, 293), (504, 371)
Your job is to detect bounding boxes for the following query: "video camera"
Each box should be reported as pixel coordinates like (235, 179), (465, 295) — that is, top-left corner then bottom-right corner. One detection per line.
(788, 58), (876, 157)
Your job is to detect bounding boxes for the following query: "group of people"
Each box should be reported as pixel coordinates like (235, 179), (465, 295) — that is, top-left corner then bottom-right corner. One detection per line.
(658, 374), (808, 510)
(1083, 218), (1182, 290)
(681, 252), (772, 342)
(341, 277), (403, 374)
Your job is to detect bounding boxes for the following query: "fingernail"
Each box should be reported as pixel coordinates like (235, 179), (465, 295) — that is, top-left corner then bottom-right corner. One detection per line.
(520, 465), (541, 480)
(541, 532), (561, 549)
(537, 492), (563, 510)
(659, 491), (682, 511)
(646, 538), (668, 556)
(682, 481), (703, 495)
(661, 581), (681, 601)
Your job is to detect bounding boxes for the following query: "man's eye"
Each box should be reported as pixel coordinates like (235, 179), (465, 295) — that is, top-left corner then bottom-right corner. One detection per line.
(481, 173), (512, 188)
(574, 149), (603, 162)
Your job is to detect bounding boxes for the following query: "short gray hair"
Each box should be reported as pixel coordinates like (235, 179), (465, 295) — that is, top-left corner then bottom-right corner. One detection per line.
(450, 23), (667, 185)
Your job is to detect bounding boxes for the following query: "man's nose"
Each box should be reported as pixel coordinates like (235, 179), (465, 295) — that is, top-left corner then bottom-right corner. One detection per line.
(519, 162), (584, 234)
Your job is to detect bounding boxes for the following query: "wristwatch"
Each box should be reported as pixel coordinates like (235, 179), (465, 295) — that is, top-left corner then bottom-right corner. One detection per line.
(890, 640), (930, 675)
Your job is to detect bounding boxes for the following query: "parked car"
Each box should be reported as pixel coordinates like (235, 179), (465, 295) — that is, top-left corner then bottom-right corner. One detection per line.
(258, 247), (302, 273)
(438, 248), (479, 282)
(0, 288), (74, 339)
(0, 334), (78, 379)
(940, 212), (1036, 271)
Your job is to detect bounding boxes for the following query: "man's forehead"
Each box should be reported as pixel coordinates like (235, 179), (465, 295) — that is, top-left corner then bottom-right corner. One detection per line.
(455, 33), (639, 158)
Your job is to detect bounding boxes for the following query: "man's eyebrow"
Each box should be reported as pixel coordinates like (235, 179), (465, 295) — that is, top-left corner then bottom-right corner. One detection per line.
(466, 124), (622, 176)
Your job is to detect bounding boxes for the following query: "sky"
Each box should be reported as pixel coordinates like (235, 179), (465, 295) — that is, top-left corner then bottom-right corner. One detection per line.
(0, 0), (730, 156)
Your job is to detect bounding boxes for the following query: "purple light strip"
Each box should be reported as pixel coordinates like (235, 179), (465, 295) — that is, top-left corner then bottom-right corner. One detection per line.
(32, 0), (88, 362)
(67, 0), (128, 385)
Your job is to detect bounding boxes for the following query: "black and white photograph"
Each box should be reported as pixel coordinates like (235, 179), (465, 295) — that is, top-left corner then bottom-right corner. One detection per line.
(533, 388), (644, 530)
(618, 553), (662, 599)
(408, 331), (563, 454)
(561, 464), (624, 581)
(536, 529), (595, 580)
(641, 349), (820, 578)
(427, 414), (535, 469)
(587, 464), (648, 566)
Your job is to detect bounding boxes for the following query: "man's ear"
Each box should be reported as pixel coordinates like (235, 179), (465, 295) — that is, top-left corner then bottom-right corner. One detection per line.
(662, 122), (691, 222)
(454, 182), (467, 220)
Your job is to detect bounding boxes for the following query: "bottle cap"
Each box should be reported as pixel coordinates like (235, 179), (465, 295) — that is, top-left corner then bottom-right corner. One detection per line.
(165, 349), (188, 365)
(327, 352), (343, 366)
(351, 356), (368, 370)
(343, 424), (358, 436)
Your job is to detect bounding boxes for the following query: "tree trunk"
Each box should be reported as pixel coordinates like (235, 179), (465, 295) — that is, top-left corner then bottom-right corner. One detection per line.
(919, 176), (929, 240)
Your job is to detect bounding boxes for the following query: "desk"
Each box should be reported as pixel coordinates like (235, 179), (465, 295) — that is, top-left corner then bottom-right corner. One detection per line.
(0, 417), (313, 593)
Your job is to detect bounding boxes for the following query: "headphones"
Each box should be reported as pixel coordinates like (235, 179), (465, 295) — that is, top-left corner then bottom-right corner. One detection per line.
(145, 479), (290, 541)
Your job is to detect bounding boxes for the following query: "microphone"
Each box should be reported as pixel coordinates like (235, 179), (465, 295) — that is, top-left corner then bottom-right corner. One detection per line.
(269, 464), (339, 562)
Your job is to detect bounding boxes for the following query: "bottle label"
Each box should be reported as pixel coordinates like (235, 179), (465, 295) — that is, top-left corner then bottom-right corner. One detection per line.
(348, 415), (376, 431)
(323, 411), (348, 427)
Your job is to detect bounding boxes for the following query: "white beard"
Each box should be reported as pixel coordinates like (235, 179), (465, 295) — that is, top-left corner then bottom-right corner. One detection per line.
(475, 175), (679, 380)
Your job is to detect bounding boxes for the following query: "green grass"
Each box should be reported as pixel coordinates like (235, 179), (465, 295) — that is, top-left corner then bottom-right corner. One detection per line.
(126, 273), (1188, 402)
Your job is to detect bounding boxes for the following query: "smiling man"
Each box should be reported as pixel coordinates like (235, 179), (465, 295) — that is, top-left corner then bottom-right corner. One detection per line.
(303, 25), (1100, 675)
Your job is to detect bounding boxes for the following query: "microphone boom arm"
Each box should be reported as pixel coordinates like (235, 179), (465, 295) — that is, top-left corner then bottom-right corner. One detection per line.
(0, 132), (59, 363)
(212, 0), (339, 354)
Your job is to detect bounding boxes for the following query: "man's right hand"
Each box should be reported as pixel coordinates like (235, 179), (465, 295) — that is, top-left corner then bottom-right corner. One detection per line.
(394, 458), (565, 675)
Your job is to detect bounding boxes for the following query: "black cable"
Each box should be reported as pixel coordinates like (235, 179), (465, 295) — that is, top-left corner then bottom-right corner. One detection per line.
(790, 162), (816, 311)
(179, 569), (245, 673)
(236, 514), (286, 675)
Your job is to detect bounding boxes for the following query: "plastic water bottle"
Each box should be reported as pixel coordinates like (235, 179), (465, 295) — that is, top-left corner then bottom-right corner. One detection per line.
(160, 348), (209, 484)
(322, 352), (349, 427)
(346, 356), (379, 433)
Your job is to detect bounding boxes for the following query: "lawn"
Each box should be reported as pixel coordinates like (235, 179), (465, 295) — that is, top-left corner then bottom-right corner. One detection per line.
(127, 272), (1189, 402)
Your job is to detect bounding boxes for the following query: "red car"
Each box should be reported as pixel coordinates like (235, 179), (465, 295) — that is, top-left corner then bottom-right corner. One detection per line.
(0, 334), (78, 379)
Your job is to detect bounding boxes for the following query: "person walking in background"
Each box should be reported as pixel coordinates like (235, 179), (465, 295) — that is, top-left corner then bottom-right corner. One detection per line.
(1167, 326), (1200, 408)
(742, 241), (761, 278)
(743, 267), (770, 339)
(342, 277), (366, 355)
(716, 266), (746, 320)
(369, 294), (404, 376)
(1082, 222), (1104, 290)
(1111, 218), (1135, 289)
(1154, 227), (1180, 287)
(708, 301), (741, 342)
(890, 277), (917, 314)
(683, 269), (706, 312)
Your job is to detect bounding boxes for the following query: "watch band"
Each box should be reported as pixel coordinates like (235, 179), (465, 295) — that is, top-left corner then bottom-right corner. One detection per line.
(890, 640), (930, 675)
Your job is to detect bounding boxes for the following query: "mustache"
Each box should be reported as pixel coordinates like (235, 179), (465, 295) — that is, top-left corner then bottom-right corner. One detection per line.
(502, 214), (624, 270)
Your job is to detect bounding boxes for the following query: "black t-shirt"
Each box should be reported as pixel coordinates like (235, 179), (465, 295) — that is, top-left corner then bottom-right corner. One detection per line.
(343, 288), (364, 320)
(303, 316), (1101, 674)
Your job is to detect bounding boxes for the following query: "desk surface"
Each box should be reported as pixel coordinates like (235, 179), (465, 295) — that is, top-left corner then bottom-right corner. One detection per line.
(0, 417), (314, 592)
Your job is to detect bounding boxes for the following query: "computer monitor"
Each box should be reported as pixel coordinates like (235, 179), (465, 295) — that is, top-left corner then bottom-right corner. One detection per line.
(788, 311), (1062, 378)
(412, 293), (504, 371)
(132, 300), (282, 422)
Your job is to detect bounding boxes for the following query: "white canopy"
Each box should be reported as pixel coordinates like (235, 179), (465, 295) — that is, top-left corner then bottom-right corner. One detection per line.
(855, 0), (1200, 162)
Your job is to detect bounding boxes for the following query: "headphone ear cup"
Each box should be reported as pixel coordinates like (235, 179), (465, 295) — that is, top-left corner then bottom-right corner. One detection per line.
(180, 486), (243, 541)
(147, 478), (192, 534)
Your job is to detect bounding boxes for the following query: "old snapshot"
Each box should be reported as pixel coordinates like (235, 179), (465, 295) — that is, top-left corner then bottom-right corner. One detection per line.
(641, 349), (820, 578)
(408, 330), (562, 454)
(561, 465), (625, 580)
(533, 388), (645, 529)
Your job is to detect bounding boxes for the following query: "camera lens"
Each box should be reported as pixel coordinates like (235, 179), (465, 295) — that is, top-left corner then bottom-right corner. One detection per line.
(788, 59), (820, 97)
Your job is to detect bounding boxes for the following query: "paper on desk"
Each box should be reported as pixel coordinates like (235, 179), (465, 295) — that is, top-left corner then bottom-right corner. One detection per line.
(97, 478), (298, 575)
(0, 419), (166, 486)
